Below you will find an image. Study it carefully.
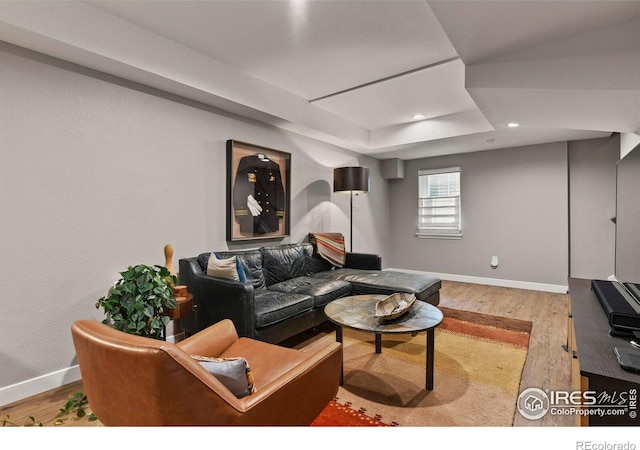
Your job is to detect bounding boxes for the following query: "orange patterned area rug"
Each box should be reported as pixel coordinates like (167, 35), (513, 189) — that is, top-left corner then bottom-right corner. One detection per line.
(311, 399), (392, 426)
(306, 307), (532, 427)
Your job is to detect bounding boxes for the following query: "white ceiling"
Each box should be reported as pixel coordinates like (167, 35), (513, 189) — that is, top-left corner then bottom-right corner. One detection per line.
(1, 1), (640, 160)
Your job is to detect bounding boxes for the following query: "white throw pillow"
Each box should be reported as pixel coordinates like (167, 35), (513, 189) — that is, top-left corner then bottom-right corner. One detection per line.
(207, 255), (240, 281)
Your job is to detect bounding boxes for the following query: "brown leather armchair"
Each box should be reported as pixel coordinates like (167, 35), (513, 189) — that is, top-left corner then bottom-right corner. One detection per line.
(71, 318), (342, 426)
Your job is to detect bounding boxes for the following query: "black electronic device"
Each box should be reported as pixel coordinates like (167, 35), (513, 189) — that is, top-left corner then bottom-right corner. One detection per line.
(592, 279), (640, 332)
(625, 282), (640, 306)
(609, 328), (640, 339)
(614, 346), (640, 373)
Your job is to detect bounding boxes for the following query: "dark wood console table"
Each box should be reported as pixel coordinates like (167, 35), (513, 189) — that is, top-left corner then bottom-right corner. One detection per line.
(568, 278), (640, 426)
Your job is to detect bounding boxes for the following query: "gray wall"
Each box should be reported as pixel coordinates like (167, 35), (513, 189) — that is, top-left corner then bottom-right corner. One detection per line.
(615, 144), (640, 284)
(569, 135), (619, 280)
(0, 44), (389, 399)
(387, 142), (569, 287)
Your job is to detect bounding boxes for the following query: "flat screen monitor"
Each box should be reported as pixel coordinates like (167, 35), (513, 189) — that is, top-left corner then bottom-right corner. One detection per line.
(615, 144), (640, 306)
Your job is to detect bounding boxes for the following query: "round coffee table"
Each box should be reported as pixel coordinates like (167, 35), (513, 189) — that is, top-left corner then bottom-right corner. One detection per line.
(324, 294), (443, 390)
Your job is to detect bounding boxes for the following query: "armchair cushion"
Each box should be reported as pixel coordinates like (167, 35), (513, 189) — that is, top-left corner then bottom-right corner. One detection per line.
(191, 354), (256, 398)
(220, 336), (314, 390)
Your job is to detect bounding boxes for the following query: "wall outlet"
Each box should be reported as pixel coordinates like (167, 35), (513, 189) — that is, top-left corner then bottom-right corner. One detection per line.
(491, 256), (499, 269)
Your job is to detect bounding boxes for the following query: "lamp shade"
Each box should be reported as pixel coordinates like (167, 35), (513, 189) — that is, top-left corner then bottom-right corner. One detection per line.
(333, 167), (370, 193)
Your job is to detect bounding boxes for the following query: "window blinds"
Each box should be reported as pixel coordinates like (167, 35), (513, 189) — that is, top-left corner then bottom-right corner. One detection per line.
(417, 166), (461, 238)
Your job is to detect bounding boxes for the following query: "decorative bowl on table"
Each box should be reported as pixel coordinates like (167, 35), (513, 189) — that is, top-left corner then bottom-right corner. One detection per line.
(374, 292), (416, 320)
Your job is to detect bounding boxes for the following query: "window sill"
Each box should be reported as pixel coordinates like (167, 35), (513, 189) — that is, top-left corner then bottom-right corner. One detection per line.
(416, 233), (462, 240)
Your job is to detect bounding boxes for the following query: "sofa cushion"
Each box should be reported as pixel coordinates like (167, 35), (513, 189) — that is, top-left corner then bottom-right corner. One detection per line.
(305, 252), (335, 274)
(201, 250), (266, 289)
(268, 276), (352, 308)
(214, 253), (247, 282)
(207, 255), (241, 281)
(261, 244), (311, 286)
(310, 269), (441, 302)
(253, 290), (313, 328)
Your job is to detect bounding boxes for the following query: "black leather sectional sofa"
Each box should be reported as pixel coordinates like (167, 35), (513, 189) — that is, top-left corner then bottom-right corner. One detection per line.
(179, 243), (441, 344)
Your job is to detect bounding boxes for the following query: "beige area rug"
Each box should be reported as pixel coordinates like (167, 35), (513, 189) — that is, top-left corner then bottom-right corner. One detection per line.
(300, 307), (532, 427)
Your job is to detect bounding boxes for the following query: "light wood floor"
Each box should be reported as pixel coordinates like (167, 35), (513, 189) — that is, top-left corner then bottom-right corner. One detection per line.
(0, 280), (572, 427)
(439, 281), (572, 426)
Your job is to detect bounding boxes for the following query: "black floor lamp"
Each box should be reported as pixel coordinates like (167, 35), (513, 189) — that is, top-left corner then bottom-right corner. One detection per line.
(333, 166), (370, 252)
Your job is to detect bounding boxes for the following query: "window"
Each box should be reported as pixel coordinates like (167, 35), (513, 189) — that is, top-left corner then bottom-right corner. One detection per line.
(417, 166), (461, 238)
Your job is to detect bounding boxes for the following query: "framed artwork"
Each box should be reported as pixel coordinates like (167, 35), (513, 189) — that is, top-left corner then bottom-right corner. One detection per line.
(226, 140), (291, 242)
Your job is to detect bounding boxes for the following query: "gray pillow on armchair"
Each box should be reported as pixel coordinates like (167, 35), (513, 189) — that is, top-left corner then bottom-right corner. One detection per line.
(191, 354), (256, 398)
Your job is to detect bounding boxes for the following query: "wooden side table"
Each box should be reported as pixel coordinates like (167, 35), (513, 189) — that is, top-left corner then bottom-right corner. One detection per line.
(164, 292), (197, 340)
(169, 293), (194, 320)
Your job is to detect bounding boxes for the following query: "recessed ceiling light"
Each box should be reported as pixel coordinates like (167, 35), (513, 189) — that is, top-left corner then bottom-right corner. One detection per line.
(507, 122), (520, 128)
(412, 114), (426, 121)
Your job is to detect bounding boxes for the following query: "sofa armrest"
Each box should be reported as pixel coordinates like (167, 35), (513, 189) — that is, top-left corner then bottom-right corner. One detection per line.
(345, 252), (381, 270)
(238, 341), (342, 424)
(179, 258), (257, 337)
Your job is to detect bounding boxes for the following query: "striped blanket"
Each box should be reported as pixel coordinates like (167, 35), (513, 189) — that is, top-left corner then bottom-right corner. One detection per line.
(309, 232), (346, 267)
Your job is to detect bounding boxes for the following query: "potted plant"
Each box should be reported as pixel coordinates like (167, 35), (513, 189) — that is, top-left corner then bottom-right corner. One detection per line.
(96, 264), (177, 340)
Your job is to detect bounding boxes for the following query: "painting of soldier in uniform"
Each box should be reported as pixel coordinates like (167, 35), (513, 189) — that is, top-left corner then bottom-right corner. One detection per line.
(226, 140), (291, 241)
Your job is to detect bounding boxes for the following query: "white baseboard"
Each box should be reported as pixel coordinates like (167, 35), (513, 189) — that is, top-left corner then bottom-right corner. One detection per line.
(0, 365), (82, 408)
(385, 268), (569, 294)
(0, 332), (181, 408)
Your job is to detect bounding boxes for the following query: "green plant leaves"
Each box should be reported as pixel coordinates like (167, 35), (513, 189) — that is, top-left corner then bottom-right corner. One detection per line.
(96, 264), (177, 340)
(1, 391), (96, 426)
